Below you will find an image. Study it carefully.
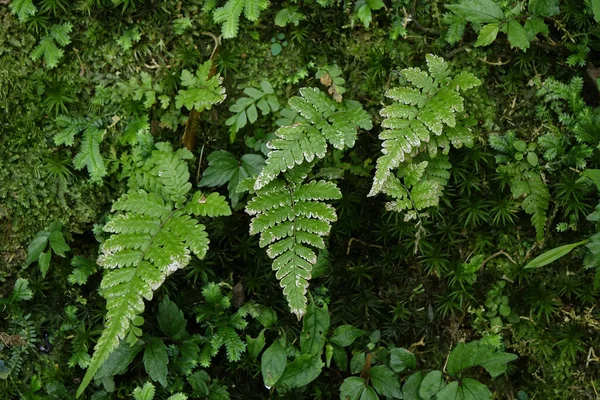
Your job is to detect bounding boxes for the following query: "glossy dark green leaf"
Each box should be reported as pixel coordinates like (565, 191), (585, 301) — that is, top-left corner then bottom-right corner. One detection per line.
(247, 329), (266, 360)
(419, 370), (445, 400)
(25, 233), (49, 267)
(261, 340), (287, 389)
(330, 324), (366, 347)
(157, 297), (187, 340)
(528, 0), (559, 17)
(506, 20), (530, 51)
(39, 251), (52, 278)
(369, 365), (401, 398)
(446, 341), (517, 378)
(390, 347), (417, 373)
(300, 302), (330, 356)
(277, 354), (323, 389)
(143, 338), (168, 387)
(49, 230), (70, 257)
(402, 372), (423, 400)
(436, 379), (492, 400)
(445, 0), (504, 23)
(340, 377), (378, 400)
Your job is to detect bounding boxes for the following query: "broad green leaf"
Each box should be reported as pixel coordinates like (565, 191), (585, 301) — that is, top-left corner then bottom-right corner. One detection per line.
(49, 230), (70, 257)
(524, 18), (549, 40)
(25, 233), (49, 266)
(157, 297), (187, 340)
(419, 370), (445, 400)
(300, 302), (330, 355)
(330, 325), (366, 347)
(339, 377), (378, 400)
(583, 169), (600, 191)
(445, 0), (504, 23)
(261, 341), (287, 389)
(402, 372), (423, 400)
(39, 251), (52, 278)
(257, 307), (278, 328)
(506, 20), (530, 51)
(436, 379), (492, 400)
(143, 338), (169, 387)
(524, 240), (588, 269)
(390, 347), (416, 373)
(369, 366), (401, 398)
(528, 0), (559, 17)
(446, 341), (517, 378)
(526, 152), (538, 166)
(366, 0), (384, 10)
(247, 329), (266, 360)
(356, 3), (373, 28)
(277, 354), (324, 389)
(474, 23), (499, 47)
(593, 0), (600, 22)
(350, 352), (366, 374)
(333, 344), (348, 371)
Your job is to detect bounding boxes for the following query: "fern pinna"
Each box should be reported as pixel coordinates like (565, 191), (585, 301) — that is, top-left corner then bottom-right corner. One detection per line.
(76, 143), (231, 397)
(369, 54), (480, 214)
(246, 87), (371, 319)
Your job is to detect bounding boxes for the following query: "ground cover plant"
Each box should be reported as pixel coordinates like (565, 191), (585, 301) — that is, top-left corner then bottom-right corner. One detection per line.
(1, 0), (600, 398)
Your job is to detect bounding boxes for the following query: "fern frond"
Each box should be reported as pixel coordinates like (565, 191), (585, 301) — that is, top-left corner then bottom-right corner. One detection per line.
(499, 166), (550, 241)
(76, 143), (231, 397)
(246, 179), (341, 318)
(254, 87), (371, 190)
(369, 54), (480, 211)
(213, 0), (270, 39)
(175, 61), (226, 112)
(72, 127), (107, 182)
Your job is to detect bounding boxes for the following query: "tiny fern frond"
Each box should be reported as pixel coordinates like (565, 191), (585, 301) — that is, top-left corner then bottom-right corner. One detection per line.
(246, 179), (341, 319)
(370, 54), (480, 215)
(254, 87), (371, 190)
(76, 143), (231, 397)
(213, 0), (270, 39)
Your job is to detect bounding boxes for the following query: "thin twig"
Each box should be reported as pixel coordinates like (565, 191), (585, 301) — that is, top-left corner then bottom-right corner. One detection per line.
(346, 238), (383, 255)
(481, 250), (517, 269)
(442, 341), (453, 373)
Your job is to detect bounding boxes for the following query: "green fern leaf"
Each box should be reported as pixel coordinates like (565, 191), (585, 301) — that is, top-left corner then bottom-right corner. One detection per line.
(255, 87), (371, 190)
(246, 180), (341, 318)
(370, 54), (480, 201)
(499, 166), (550, 241)
(175, 61), (226, 112)
(72, 127), (107, 183)
(213, 0), (270, 39)
(9, 0), (37, 21)
(76, 143), (231, 397)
